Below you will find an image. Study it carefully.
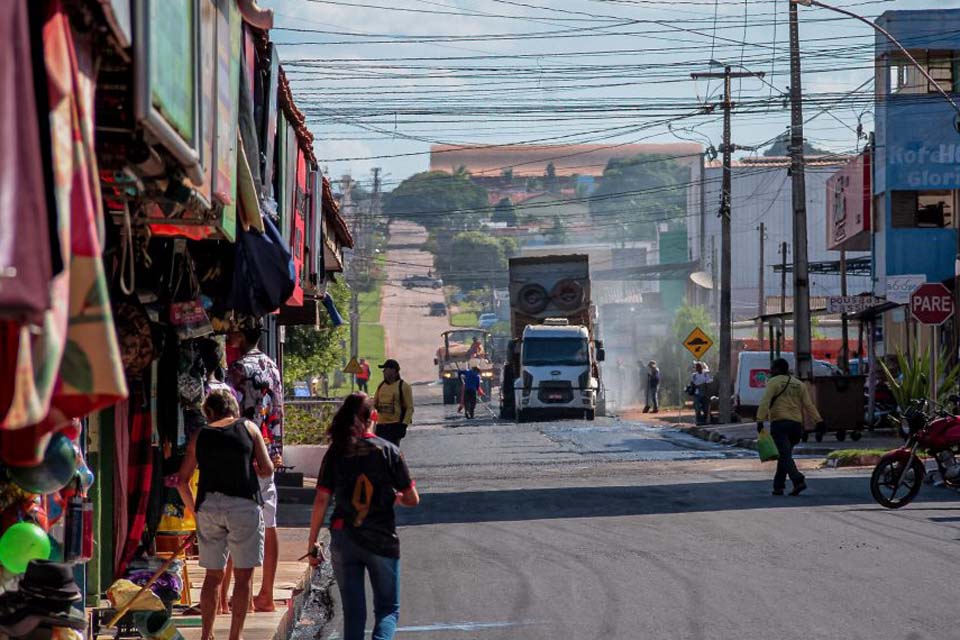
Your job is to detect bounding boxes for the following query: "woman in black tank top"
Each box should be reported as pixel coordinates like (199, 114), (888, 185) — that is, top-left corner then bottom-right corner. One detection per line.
(177, 388), (274, 640)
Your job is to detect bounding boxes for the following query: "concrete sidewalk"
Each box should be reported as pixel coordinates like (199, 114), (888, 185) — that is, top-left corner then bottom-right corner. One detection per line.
(173, 527), (324, 640)
(620, 405), (903, 455)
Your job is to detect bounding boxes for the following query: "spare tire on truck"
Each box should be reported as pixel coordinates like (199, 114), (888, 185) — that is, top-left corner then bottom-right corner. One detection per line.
(550, 279), (585, 310)
(516, 283), (549, 314)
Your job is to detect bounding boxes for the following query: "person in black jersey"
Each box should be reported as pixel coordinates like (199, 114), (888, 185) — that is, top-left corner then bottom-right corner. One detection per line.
(306, 393), (420, 640)
(177, 388), (274, 640)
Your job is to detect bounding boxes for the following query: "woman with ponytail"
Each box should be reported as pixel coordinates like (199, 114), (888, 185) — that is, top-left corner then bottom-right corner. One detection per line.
(306, 393), (420, 640)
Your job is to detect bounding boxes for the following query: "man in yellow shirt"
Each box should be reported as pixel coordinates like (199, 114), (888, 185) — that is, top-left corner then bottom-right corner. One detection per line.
(373, 359), (415, 446)
(757, 358), (825, 496)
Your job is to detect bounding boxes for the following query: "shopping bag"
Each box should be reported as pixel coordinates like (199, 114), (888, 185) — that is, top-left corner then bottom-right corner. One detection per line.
(757, 429), (780, 462)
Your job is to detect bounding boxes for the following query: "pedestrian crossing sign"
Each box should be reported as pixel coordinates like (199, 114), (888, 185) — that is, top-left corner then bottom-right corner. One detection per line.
(344, 357), (361, 374)
(683, 327), (714, 359)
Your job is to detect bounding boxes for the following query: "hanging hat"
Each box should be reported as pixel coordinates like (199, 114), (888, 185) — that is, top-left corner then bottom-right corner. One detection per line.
(0, 560), (86, 636)
(17, 560), (82, 604)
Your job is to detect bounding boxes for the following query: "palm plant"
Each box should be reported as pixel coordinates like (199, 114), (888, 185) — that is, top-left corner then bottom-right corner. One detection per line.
(880, 349), (960, 410)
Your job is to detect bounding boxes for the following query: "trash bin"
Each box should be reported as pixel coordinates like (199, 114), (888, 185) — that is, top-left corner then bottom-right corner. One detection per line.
(809, 375), (865, 443)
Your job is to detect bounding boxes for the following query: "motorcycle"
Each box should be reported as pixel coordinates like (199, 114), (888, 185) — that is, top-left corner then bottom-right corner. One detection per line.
(870, 398), (960, 509)
(866, 380), (900, 431)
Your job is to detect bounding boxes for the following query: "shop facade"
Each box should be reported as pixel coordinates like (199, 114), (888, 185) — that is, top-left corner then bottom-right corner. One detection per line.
(0, 0), (352, 631)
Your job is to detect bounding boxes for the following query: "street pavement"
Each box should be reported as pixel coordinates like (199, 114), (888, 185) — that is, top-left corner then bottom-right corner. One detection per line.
(380, 221), (451, 384)
(281, 393), (960, 640)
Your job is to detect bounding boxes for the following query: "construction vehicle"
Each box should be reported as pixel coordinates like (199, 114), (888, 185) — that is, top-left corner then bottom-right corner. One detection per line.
(435, 329), (496, 404)
(500, 255), (604, 421)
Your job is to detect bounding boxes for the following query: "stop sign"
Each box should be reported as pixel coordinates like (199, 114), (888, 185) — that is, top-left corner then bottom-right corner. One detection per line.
(910, 283), (955, 325)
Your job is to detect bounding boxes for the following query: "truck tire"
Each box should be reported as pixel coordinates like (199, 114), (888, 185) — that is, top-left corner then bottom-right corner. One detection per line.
(516, 409), (526, 423)
(551, 279), (585, 310)
(585, 409), (595, 421)
(516, 284), (549, 314)
(500, 404), (515, 420)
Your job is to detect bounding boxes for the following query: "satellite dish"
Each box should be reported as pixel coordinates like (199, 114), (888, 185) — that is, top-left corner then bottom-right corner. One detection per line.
(690, 271), (713, 290)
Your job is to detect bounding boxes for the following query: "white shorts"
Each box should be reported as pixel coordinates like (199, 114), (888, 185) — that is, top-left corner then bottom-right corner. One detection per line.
(259, 475), (278, 529)
(196, 493), (264, 570)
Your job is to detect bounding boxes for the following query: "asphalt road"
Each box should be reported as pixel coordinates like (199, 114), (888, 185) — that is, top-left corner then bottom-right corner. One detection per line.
(380, 221), (450, 384)
(286, 396), (960, 640)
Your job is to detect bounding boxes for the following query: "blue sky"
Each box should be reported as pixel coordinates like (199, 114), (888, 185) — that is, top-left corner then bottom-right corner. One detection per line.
(261, 0), (960, 191)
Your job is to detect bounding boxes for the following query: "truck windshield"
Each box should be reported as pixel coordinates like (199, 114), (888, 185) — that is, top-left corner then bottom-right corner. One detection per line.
(522, 338), (589, 366)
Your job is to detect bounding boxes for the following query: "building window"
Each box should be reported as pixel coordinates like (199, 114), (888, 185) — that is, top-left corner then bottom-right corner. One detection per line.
(889, 51), (957, 95)
(891, 190), (954, 228)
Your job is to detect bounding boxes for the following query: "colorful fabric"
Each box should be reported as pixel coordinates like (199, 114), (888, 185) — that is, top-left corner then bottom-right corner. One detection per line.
(3, 2), (127, 432)
(228, 349), (283, 457)
(118, 384), (154, 575)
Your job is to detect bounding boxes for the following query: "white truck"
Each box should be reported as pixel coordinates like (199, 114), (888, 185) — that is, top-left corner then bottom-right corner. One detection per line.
(500, 255), (605, 422)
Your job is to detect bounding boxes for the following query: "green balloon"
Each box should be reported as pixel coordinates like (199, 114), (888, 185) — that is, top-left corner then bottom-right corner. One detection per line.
(0, 522), (51, 574)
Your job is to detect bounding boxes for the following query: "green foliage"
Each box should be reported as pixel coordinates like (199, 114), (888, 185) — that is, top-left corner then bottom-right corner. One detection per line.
(545, 162), (559, 193)
(881, 350), (960, 409)
(451, 311), (479, 327)
(384, 170), (489, 229)
(589, 154), (689, 241)
(435, 231), (514, 291)
(283, 403), (335, 445)
(651, 304), (718, 405)
(492, 197), (518, 226)
(281, 279), (350, 388)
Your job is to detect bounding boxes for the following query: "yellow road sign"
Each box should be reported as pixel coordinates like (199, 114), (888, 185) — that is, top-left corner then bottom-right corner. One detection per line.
(343, 357), (361, 375)
(683, 327), (714, 359)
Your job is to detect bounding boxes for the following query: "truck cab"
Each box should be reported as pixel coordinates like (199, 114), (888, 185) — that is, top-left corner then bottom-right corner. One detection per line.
(513, 321), (603, 421)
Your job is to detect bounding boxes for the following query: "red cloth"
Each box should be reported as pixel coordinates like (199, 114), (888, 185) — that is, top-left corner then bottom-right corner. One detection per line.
(118, 386), (153, 575)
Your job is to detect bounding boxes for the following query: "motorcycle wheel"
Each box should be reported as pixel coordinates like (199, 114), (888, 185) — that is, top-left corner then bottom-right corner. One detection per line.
(850, 431), (863, 442)
(836, 430), (847, 442)
(870, 457), (925, 509)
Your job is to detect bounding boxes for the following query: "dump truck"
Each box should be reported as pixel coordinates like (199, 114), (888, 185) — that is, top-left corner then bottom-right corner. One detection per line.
(435, 329), (496, 404)
(500, 255), (604, 421)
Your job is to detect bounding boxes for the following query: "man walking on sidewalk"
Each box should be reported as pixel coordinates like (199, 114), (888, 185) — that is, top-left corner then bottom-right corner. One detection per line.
(643, 360), (660, 414)
(757, 358), (826, 497)
(690, 362), (712, 425)
(374, 359), (414, 446)
(227, 324), (282, 612)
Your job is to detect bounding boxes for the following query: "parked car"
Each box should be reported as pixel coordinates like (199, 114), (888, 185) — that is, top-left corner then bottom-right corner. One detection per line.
(403, 274), (443, 289)
(477, 313), (498, 329)
(734, 351), (840, 417)
(428, 302), (447, 316)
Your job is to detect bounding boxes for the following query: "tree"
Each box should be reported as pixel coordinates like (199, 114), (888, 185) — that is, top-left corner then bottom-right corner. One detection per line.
(589, 154), (689, 241)
(440, 231), (513, 290)
(545, 162), (559, 193)
(651, 304), (718, 405)
(281, 279), (350, 388)
(546, 215), (568, 244)
(383, 170), (489, 229)
(492, 197), (518, 226)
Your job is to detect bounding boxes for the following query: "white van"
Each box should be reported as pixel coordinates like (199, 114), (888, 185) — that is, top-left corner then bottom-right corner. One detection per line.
(735, 352), (840, 417)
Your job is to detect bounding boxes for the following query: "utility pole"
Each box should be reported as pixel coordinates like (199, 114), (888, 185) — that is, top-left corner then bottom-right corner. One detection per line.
(711, 236), (718, 323)
(342, 175), (359, 384)
(789, 1), (813, 380)
(840, 248), (849, 372)
(758, 223), (765, 343)
(691, 65), (764, 424)
(780, 242), (788, 314)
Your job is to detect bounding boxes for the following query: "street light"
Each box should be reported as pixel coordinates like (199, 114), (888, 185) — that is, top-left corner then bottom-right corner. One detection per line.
(791, 0), (960, 118)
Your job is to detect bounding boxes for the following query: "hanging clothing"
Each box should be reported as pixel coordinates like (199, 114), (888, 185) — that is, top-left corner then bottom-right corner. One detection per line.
(118, 383), (154, 575)
(3, 1), (127, 435)
(0, 0), (56, 321)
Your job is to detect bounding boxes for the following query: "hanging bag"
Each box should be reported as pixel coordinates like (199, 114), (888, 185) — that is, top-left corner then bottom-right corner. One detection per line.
(230, 215), (295, 317)
(169, 250), (213, 340)
(757, 429), (780, 462)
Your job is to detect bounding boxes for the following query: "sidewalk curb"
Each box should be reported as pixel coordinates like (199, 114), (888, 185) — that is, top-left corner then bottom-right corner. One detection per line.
(681, 425), (878, 458)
